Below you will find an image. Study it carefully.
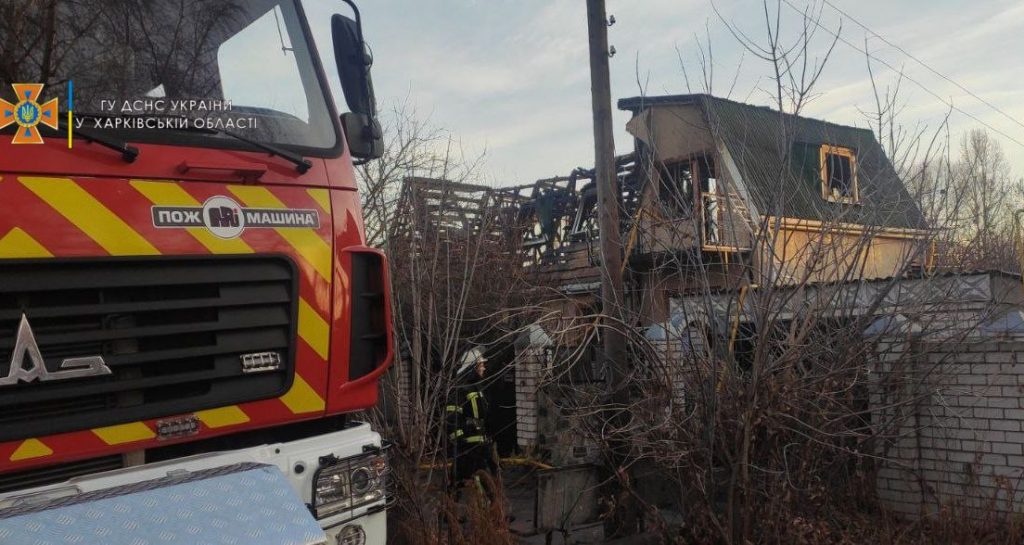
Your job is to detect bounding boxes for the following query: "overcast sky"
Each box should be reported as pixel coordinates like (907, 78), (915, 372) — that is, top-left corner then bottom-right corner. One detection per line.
(325, 0), (1024, 185)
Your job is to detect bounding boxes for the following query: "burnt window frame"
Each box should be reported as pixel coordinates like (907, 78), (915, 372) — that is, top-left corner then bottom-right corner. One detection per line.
(819, 144), (859, 204)
(694, 154), (722, 247)
(657, 160), (695, 216)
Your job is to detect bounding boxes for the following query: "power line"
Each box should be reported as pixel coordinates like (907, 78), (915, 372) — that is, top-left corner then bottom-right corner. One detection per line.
(777, 0), (1024, 151)
(817, 0), (1024, 133)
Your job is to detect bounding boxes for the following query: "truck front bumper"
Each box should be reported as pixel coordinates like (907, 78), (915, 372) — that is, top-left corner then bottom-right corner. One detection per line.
(0, 423), (386, 545)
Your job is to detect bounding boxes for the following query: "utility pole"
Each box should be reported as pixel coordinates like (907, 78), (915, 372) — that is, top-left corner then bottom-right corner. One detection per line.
(586, 0), (627, 391)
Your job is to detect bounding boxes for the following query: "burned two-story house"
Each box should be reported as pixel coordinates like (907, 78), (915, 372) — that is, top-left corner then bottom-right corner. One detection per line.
(390, 94), (934, 464)
(505, 95), (934, 463)
(616, 93), (931, 325)
(392, 98), (1024, 522)
(507, 94), (931, 332)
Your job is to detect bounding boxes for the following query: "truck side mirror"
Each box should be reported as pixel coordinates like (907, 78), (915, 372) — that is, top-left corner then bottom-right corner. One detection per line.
(332, 10), (383, 160)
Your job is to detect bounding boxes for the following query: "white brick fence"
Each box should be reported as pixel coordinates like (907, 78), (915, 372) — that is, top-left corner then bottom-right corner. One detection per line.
(874, 317), (1024, 517)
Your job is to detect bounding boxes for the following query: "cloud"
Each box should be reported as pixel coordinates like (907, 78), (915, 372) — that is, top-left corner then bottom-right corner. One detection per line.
(350, 0), (1024, 182)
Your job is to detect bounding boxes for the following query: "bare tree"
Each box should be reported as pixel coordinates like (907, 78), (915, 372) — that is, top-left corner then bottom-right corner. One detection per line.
(941, 130), (1022, 271)
(355, 100), (486, 247)
(358, 105), (543, 545)
(1, 0), (246, 103)
(511, 3), (1022, 544)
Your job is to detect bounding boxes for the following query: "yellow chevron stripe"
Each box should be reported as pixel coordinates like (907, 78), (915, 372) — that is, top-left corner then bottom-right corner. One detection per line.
(0, 228), (53, 258)
(298, 299), (330, 360)
(196, 406), (251, 429)
(129, 180), (254, 254)
(10, 439), (53, 461)
(227, 186), (331, 280)
(20, 177), (160, 256)
(92, 422), (156, 445)
(280, 374), (326, 414)
(307, 188), (331, 214)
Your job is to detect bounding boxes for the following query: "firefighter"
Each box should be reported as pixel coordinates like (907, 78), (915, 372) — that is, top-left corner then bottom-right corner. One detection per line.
(446, 347), (498, 494)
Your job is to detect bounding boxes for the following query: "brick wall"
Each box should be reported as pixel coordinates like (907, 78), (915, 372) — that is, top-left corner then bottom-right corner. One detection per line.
(515, 346), (542, 452)
(874, 334), (1024, 517)
(646, 324), (706, 412)
(515, 344), (601, 465)
(508, 275), (1023, 515)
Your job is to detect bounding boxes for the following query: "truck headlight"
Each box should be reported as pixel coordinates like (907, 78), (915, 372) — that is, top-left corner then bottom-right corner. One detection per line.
(335, 524), (366, 545)
(313, 452), (388, 519)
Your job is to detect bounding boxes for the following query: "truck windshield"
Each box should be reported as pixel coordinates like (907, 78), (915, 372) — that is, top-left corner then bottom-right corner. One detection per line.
(0, 0), (336, 153)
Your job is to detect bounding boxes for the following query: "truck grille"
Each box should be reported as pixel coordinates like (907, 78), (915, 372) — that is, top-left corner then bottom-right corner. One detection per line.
(0, 256), (298, 442)
(0, 455), (123, 494)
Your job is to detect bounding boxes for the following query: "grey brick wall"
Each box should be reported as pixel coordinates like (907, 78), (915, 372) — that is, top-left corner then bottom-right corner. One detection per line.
(874, 335), (1024, 517)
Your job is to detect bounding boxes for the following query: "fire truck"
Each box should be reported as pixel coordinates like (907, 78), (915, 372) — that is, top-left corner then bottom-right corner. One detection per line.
(0, 1), (391, 543)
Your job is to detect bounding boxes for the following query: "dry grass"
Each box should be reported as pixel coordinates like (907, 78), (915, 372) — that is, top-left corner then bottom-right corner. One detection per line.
(388, 460), (515, 545)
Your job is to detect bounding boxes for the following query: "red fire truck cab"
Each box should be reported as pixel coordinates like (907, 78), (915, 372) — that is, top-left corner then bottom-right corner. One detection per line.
(0, 1), (392, 543)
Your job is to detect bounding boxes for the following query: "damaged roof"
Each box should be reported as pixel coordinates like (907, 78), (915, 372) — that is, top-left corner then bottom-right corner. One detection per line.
(618, 94), (928, 231)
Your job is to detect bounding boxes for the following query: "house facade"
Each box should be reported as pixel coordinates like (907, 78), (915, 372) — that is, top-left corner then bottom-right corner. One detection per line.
(618, 94), (932, 325)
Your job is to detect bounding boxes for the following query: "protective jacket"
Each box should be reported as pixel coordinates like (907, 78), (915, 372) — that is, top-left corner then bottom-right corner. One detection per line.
(446, 384), (489, 447)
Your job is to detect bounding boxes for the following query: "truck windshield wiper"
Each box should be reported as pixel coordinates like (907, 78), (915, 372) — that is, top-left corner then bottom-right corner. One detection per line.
(58, 114), (140, 163)
(194, 124), (312, 175)
(79, 111), (312, 174)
